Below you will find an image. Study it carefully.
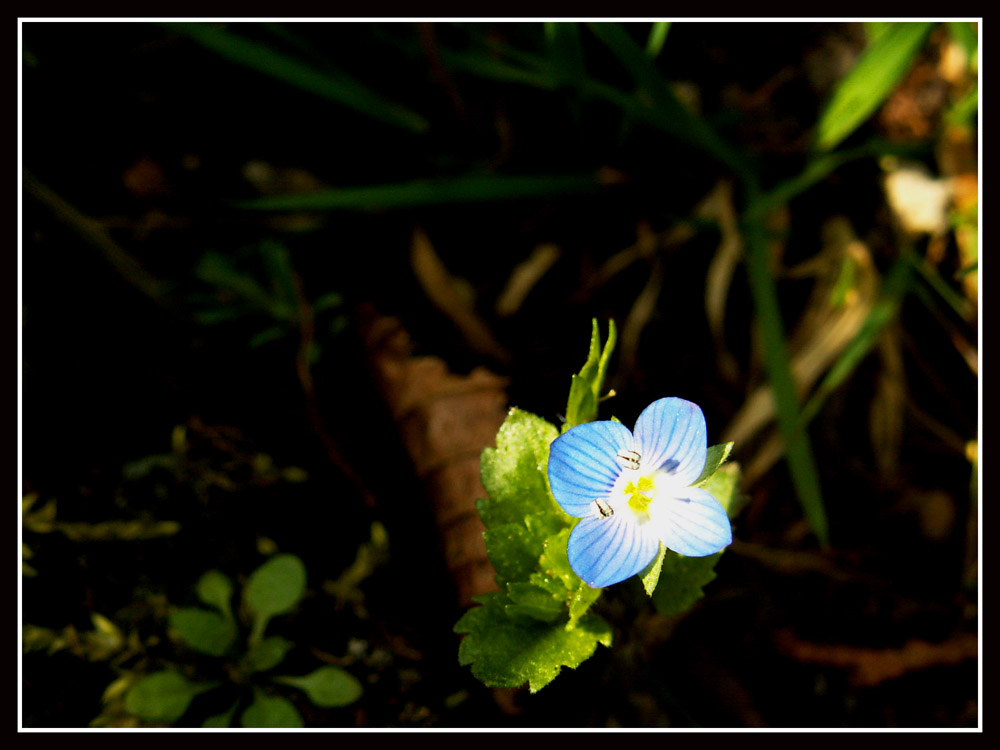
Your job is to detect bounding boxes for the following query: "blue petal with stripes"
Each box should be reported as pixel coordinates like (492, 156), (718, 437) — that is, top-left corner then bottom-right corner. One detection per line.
(548, 420), (633, 517)
(632, 397), (707, 485)
(648, 486), (732, 557)
(567, 513), (660, 588)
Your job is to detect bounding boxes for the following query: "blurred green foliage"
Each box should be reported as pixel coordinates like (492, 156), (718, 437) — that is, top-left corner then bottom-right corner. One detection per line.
(118, 555), (363, 728)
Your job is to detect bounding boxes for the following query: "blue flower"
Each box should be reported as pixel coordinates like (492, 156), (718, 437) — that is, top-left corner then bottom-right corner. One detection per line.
(547, 397), (732, 588)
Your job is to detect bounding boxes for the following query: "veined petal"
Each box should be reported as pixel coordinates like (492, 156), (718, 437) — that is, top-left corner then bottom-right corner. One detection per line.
(632, 397), (707, 486)
(548, 420), (633, 517)
(567, 514), (660, 588)
(648, 486), (732, 557)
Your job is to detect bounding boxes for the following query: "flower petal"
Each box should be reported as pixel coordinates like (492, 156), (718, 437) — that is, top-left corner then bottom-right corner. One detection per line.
(648, 486), (732, 557)
(548, 420), (633, 517)
(632, 397), (707, 486)
(567, 514), (660, 588)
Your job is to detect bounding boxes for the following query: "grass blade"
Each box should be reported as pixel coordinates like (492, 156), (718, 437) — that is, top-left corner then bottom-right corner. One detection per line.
(815, 22), (934, 151)
(236, 173), (609, 211)
(586, 22), (754, 182)
(743, 199), (829, 546)
(163, 22), (428, 134)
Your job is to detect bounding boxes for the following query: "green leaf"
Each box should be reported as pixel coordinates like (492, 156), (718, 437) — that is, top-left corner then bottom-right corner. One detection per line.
(274, 666), (363, 708)
(639, 543), (667, 597)
(455, 592), (612, 693)
(163, 23), (428, 134)
(236, 173), (607, 212)
(536, 527), (601, 627)
(243, 635), (294, 673)
(650, 551), (723, 617)
(743, 201), (828, 546)
(815, 22), (935, 151)
(169, 607), (237, 657)
(504, 581), (566, 624)
(483, 514), (564, 586)
(564, 319), (617, 431)
(195, 570), (234, 620)
(245, 554), (307, 644)
(202, 701), (239, 728)
(700, 462), (744, 517)
(124, 671), (219, 723)
(693, 442), (735, 487)
(240, 689), (304, 728)
(477, 409), (561, 529)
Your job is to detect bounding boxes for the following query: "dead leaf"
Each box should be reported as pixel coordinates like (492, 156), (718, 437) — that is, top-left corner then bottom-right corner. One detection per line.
(361, 309), (508, 606)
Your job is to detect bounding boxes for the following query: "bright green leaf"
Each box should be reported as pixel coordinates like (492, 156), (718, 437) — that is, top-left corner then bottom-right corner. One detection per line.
(455, 592), (612, 693)
(169, 607), (237, 657)
(125, 671), (219, 723)
(274, 666), (363, 708)
(477, 409), (561, 529)
(240, 690), (304, 728)
(640, 543), (667, 597)
(483, 514), (563, 586)
(504, 581), (565, 624)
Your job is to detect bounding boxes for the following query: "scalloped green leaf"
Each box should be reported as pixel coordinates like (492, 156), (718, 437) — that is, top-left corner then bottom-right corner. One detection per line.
(455, 592), (612, 693)
(482, 512), (564, 586)
(274, 666), (363, 708)
(477, 408), (561, 529)
(504, 581), (565, 623)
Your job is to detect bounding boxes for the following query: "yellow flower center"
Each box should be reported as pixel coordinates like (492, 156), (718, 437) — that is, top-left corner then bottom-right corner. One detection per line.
(624, 475), (656, 516)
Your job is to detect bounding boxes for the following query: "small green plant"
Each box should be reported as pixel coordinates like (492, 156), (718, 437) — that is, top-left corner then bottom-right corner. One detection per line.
(455, 321), (744, 692)
(119, 554), (362, 728)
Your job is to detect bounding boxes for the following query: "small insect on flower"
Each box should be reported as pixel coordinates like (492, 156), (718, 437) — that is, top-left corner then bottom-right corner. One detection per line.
(547, 397), (732, 588)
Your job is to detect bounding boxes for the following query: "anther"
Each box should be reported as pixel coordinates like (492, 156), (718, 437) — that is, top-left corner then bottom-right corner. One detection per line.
(615, 449), (641, 470)
(593, 498), (614, 518)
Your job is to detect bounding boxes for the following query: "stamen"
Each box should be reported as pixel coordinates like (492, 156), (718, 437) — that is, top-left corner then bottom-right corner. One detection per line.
(593, 498), (614, 518)
(615, 449), (641, 470)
